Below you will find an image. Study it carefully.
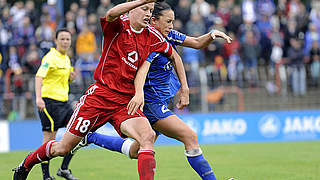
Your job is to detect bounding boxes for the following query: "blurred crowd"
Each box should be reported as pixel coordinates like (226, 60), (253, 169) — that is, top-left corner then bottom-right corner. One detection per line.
(0, 0), (320, 119)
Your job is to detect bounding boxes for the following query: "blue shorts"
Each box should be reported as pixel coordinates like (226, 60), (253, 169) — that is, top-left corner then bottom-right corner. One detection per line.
(143, 100), (175, 134)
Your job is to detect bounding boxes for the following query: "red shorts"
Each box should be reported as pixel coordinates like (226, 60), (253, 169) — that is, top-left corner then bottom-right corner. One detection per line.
(66, 83), (146, 138)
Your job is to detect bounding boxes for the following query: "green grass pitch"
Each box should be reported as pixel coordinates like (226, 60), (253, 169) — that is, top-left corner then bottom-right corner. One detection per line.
(1, 141), (319, 180)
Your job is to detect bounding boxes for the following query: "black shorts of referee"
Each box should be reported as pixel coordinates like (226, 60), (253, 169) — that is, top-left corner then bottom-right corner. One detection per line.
(38, 98), (74, 132)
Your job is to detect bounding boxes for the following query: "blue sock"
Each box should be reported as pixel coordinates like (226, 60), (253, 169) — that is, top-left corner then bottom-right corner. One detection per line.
(87, 132), (125, 153)
(187, 154), (216, 180)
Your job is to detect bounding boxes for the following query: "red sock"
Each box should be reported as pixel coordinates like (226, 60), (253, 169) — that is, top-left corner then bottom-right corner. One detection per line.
(24, 140), (56, 170)
(138, 150), (156, 180)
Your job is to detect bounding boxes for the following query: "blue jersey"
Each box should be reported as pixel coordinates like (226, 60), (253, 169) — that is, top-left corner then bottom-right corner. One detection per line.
(144, 30), (186, 103)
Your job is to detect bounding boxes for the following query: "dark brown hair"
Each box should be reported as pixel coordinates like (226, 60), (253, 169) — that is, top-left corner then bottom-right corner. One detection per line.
(55, 28), (71, 39)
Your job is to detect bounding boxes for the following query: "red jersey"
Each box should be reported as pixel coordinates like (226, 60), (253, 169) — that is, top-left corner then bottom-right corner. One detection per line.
(94, 15), (173, 96)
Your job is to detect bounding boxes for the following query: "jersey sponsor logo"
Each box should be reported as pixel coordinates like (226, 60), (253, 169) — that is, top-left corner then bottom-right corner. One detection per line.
(161, 105), (170, 114)
(128, 51), (138, 63)
(258, 114), (281, 138)
(122, 57), (137, 70)
(121, 51), (138, 70)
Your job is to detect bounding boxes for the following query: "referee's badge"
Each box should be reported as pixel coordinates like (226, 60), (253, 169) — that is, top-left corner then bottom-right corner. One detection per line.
(41, 62), (49, 69)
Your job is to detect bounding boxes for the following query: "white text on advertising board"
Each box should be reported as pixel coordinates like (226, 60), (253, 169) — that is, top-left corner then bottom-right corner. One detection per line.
(283, 116), (320, 133)
(202, 119), (247, 136)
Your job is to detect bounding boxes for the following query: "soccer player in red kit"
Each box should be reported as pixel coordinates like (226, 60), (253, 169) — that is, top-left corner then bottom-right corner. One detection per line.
(12, 0), (184, 180)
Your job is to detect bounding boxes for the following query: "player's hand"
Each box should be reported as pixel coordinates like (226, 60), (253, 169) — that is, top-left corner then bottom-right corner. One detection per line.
(69, 71), (76, 82)
(36, 98), (46, 112)
(127, 93), (144, 115)
(211, 30), (232, 43)
(176, 87), (189, 110)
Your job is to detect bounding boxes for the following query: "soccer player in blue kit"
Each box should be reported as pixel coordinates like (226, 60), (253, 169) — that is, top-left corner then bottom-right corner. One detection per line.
(73, 2), (232, 180)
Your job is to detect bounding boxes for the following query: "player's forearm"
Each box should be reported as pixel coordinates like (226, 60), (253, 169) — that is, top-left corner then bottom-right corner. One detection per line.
(134, 61), (151, 95)
(171, 50), (188, 90)
(106, 0), (154, 22)
(35, 76), (43, 100)
(182, 33), (213, 49)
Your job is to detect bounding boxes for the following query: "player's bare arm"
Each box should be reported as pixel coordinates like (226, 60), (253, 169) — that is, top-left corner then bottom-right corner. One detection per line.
(182, 30), (232, 49)
(127, 60), (152, 115)
(169, 49), (189, 110)
(106, 0), (157, 22)
(35, 76), (45, 112)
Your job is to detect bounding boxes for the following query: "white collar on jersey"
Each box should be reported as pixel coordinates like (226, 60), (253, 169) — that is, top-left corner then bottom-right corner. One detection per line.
(130, 25), (144, 33)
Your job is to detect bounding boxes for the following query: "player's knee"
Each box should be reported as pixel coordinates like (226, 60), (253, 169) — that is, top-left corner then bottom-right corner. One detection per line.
(140, 130), (155, 146)
(54, 144), (72, 156)
(183, 130), (198, 146)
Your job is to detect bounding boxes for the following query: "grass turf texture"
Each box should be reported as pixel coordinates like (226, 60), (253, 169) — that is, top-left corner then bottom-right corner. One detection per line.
(1, 141), (319, 180)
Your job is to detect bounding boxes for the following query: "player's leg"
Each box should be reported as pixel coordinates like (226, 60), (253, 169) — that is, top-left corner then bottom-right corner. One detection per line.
(120, 116), (156, 180)
(57, 103), (79, 180)
(38, 100), (58, 180)
(153, 115), (217, 180)
(13, 132), (82, 180)
(78, 132), (135, 157)
(41, 131), (57, 180)
(72, 131), (155, 159)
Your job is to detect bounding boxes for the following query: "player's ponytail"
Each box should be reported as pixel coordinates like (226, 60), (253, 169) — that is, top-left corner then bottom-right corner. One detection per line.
(152, 1), (172, 19)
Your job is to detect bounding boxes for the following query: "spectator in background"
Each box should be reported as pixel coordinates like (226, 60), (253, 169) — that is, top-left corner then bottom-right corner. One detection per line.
(204, 3), (217, 31)
(36, 16), (55, 58)
(216, 1), (231, 27)
(0, 0), (9, 12)
(238, 17), (260, 43)
(191, 0), (210, 17)
(10, 1), (26, 27)
(75, 53), (98, 91)
(295, 3), (309, 33)
(304, 23), (320, 56)
(174, 0), (191, 32)
(22, 43), (41, 75)
(242, 0), (256, 23)
(224, 32), (240, 60)
(13, 16), (36, 58)
(288, 38), (306, 96)
(7, 45), (25, 120)
(227, 5), (242, 34)
(97, 0), (114, 19)
(256, 0), (275, 20)
(25, 0), (40, 28)
(21, 43), (40, 100)
(241, 30), (260, 87)
(87, 13), (100, 50)
(256, 13), (272, 78)
(64, 11), (76, 31)
(79, 0), (95, 14)
(69, 2), (79, 16)
(309, 0), (320, 32)
(184, 13), (206, 69)
(0, 20), (11, 64)
(284, 20), (298, 57)
(75, 23), (97, 59)
(75, 8), (87, 33)
(309, 41), (320, 87)
(206, 17), (226, 62)
(227, 49), (244, 87)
